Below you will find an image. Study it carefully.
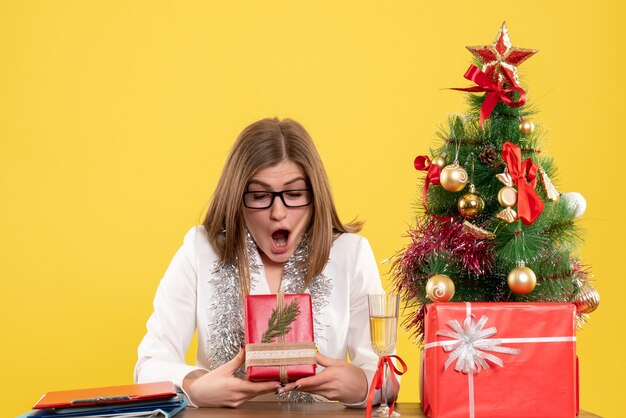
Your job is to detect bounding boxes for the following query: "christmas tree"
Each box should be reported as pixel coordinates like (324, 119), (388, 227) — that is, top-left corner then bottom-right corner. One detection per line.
(392, 22), (599, 343)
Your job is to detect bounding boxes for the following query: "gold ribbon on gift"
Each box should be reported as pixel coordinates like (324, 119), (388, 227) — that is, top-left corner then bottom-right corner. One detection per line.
(246, 293), (316, 384)
(245, 342), (317, 367)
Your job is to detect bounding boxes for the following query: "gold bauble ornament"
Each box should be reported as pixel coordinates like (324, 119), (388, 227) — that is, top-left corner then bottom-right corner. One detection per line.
(426, 274), (455, 302)
(507, 262), (537, 295)
(518, 119), (535, 135)
(431, 154), (447, 169)
(572, 283), (600, 314)
(458, 184), (485, 219)
(439, 163), (468, 192)
(498, 186), (518, 207)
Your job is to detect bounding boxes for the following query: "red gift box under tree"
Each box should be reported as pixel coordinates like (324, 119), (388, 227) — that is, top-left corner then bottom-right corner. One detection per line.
(421, 302), (577, 418)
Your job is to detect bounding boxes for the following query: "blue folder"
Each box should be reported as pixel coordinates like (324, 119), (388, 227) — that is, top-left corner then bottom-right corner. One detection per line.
(18, 394), (186, 418)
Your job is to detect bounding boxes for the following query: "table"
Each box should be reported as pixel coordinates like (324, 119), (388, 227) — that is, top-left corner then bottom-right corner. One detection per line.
(177, 402), (601, 417)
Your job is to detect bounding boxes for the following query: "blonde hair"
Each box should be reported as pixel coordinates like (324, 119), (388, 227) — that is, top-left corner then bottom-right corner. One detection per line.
(203, 118), (361, 295)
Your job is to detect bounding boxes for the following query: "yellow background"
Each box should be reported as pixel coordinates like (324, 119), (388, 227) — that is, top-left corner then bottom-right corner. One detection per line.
(1, 1), (623, 416)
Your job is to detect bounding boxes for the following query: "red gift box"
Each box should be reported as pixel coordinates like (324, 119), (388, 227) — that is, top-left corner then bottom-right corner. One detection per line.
(244, 293), (316, 383)
(421, 302), (577, 418)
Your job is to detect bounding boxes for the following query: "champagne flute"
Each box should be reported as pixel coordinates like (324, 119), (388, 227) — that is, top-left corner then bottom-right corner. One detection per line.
(368, 294), (400, 417)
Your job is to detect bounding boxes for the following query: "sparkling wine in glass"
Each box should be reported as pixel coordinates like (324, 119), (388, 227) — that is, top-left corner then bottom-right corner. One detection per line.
(370, 315), (398, 357)
(368, 294), (400, 417)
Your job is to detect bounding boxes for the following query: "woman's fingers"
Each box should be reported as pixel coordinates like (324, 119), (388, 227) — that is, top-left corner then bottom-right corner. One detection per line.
(314, 352), (344, 367)
(237, 379), (282, 395)
(217, 348), (245, 375)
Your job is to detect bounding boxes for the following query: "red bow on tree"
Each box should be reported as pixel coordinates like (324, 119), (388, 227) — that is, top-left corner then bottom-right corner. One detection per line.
(414, 155), (440, 210)
(502, 141), (544, 225)
(366, 355), (408, 418)
(452, 65), (527, 127)
(414, 156), (457, 222)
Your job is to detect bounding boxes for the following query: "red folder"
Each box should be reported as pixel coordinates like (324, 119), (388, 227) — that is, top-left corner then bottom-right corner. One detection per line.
(33, 381), (177, 409)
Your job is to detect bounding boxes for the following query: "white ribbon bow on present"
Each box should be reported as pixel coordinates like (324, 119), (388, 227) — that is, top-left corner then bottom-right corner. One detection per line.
(436, 315), (521, 374)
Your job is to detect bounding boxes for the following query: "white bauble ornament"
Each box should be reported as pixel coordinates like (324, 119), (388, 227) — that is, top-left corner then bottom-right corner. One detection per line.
(562, 192), (587, 218)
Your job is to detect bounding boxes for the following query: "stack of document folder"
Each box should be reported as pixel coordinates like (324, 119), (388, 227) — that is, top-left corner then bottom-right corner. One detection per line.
(19, 381), (186, 418)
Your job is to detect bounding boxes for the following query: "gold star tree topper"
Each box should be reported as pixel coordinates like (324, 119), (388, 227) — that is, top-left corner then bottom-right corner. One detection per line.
(466, 22), (538, 87)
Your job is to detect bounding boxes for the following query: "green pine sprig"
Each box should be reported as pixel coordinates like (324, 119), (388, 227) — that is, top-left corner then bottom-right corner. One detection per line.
(261, 299), (301, 344)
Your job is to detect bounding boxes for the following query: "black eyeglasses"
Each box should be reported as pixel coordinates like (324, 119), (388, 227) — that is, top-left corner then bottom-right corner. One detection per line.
(243, 189), (313, 209)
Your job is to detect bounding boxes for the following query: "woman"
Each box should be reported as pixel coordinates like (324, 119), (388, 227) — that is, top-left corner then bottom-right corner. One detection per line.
(134, 118), (388, 407)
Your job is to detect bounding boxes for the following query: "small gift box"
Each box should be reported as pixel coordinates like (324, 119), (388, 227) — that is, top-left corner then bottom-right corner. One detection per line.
(421, 302), (577, 418)
(244, 293), (316, 383)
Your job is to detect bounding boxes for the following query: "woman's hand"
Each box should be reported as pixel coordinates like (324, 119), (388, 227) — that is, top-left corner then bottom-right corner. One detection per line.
(279, 352), (368, 404)
(183, 349), (281, 407)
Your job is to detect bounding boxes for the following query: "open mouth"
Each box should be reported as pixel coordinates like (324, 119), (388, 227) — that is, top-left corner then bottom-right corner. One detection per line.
(271, 229), (290, 248)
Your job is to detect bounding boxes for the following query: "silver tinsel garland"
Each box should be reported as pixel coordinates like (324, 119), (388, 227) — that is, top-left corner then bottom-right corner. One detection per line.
(205, 233), (258, 378)
(205, 233), (332, 402)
